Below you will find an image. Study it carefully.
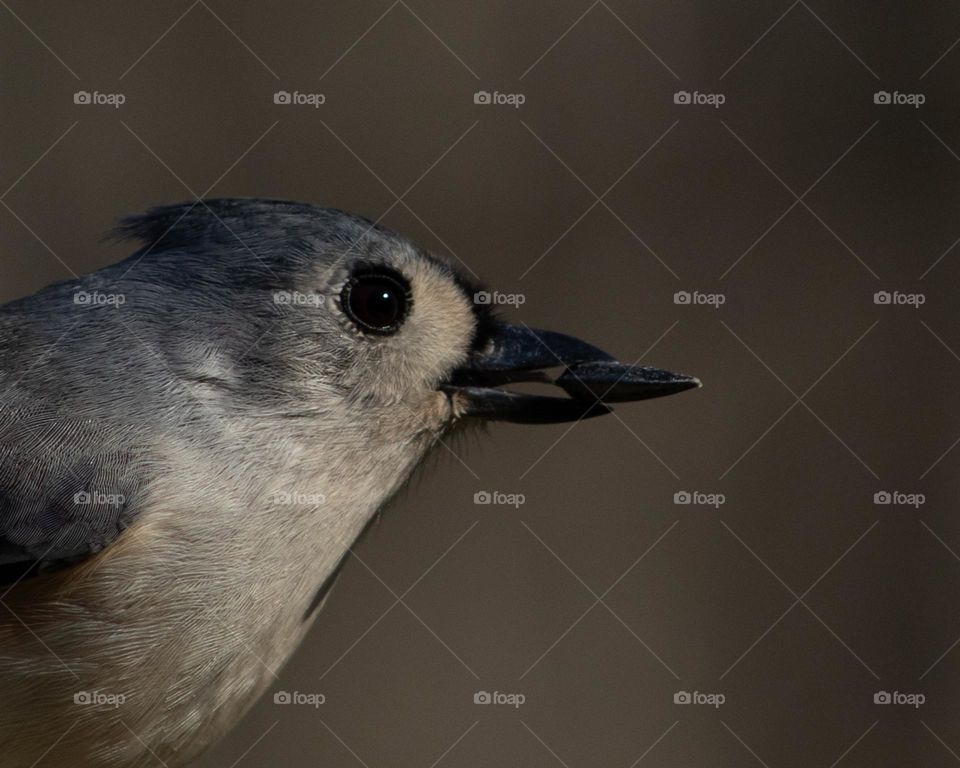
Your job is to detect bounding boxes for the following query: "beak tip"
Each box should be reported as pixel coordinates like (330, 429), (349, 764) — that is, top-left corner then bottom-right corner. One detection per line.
(557, 362), (701, 403)
(662, 373), (701, 398)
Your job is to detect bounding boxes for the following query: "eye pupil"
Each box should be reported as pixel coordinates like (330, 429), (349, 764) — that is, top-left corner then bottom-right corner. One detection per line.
(342, 270), (410, 334)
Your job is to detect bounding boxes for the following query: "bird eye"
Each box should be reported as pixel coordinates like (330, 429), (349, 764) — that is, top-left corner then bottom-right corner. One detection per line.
(341, 269), (411, 335)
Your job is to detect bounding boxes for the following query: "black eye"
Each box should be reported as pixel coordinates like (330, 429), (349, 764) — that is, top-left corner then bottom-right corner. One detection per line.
(341, 269), (411, 335)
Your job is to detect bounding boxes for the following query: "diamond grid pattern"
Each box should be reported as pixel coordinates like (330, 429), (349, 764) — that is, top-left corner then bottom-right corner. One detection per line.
(0, 1), (959, 766)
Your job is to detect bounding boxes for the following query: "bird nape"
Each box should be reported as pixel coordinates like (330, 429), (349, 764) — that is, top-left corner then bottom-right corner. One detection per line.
(0, 198), (698, 768)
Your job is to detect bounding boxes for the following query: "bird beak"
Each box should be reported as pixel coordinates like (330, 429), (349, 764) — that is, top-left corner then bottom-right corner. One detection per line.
(442, 323), (700, 424)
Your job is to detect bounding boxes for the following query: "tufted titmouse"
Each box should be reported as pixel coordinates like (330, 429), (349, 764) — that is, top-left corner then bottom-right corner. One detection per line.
(0, 199), (698, 767)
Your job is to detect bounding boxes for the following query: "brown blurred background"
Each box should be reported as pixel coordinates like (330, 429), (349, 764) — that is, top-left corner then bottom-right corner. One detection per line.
(3, 1), (960, 765)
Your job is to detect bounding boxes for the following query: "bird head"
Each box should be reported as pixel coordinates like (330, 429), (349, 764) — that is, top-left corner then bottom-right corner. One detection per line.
(109, 198), (698, 445)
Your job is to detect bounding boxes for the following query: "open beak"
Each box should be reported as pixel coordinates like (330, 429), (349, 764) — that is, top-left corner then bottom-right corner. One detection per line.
(442, 323), (700, 424)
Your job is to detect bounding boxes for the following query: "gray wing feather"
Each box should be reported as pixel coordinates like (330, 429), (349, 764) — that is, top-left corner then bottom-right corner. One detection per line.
(0, 394), (147, 583)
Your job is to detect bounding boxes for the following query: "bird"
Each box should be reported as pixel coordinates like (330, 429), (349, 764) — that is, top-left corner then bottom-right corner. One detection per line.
(0, 198), (698, 767)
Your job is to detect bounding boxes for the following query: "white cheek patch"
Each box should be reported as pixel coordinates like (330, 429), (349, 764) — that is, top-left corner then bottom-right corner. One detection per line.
(404, 265), (476, 382)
